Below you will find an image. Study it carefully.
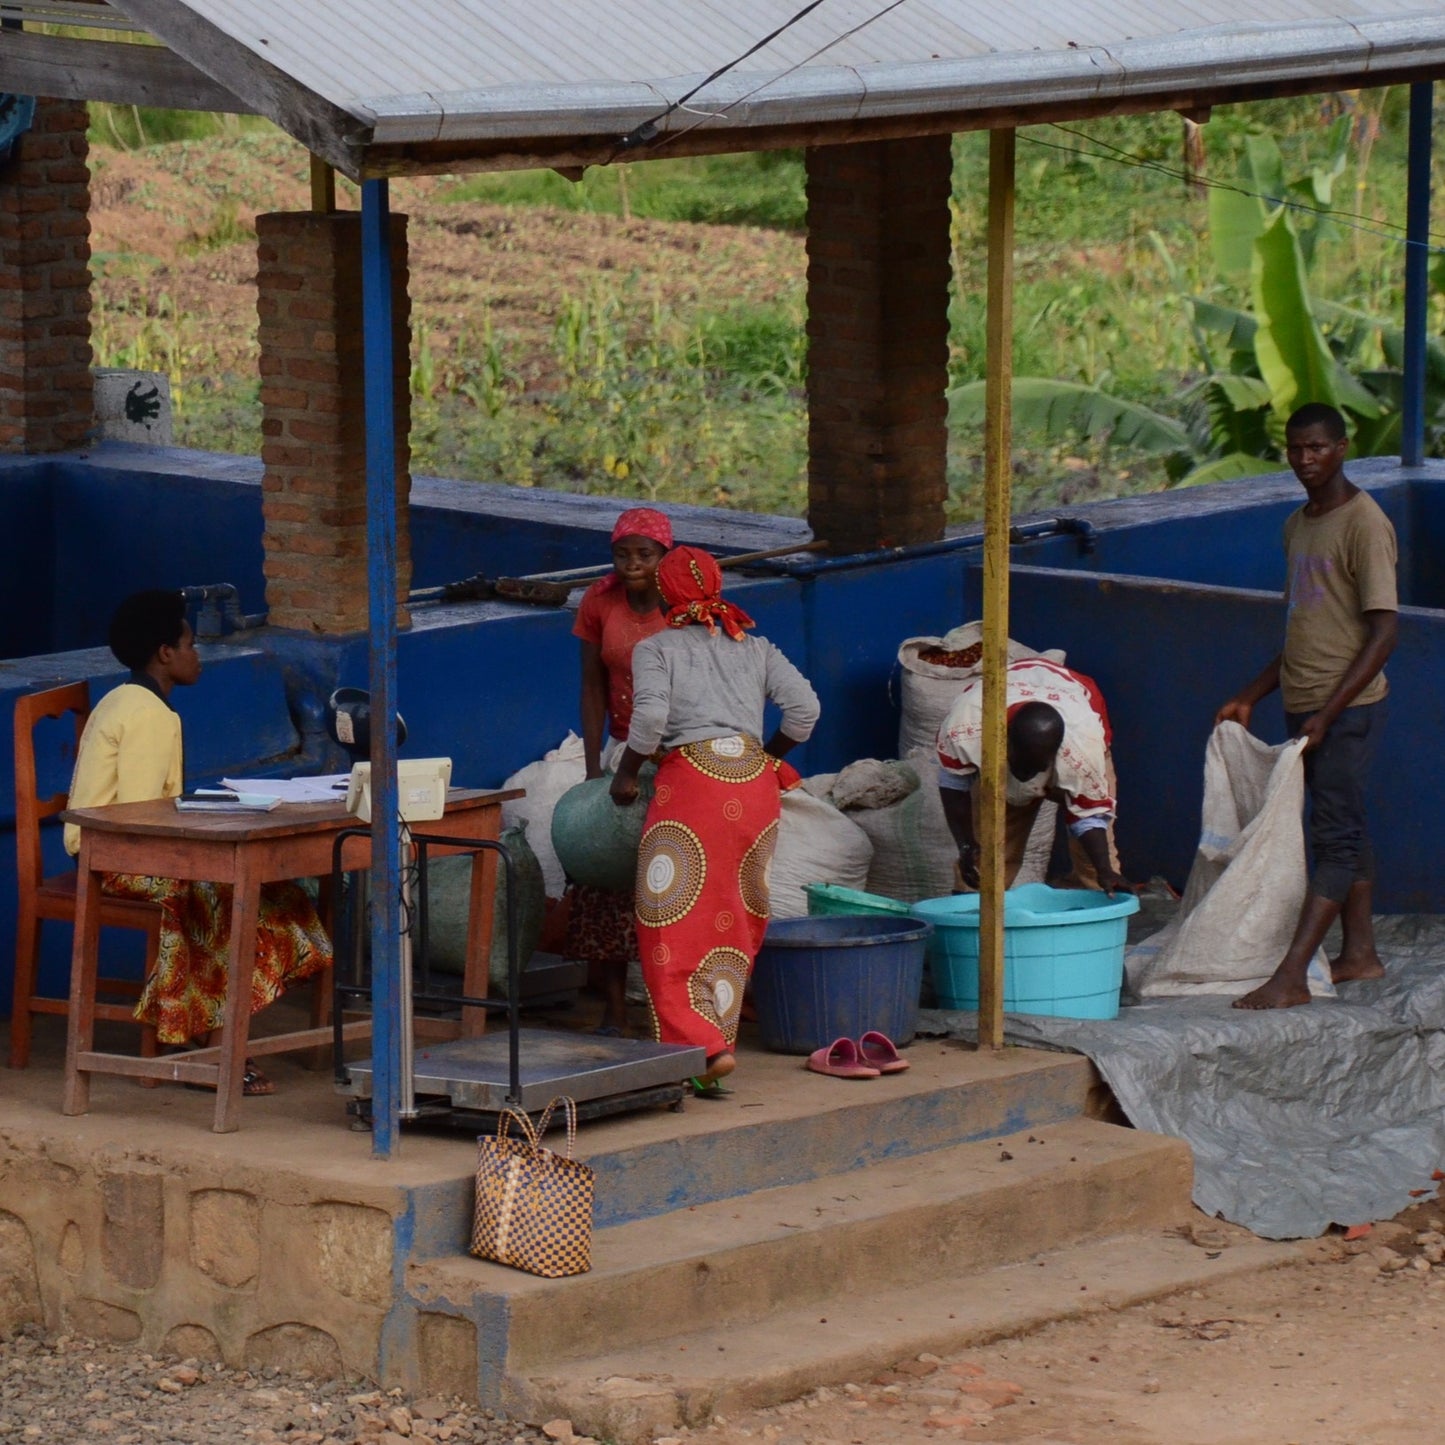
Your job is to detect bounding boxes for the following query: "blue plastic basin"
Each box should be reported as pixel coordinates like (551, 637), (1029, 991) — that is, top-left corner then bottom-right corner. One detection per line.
(751, 914), (933, 1054)
(909, 883), (1139, 1020)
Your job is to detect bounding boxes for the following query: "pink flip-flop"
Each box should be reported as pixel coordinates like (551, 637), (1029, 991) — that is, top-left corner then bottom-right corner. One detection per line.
(806, 1037), (881, 1080)
(857, 1030), (910, 1074)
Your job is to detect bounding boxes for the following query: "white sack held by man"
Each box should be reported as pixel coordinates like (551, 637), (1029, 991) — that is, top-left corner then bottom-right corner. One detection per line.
(1126, 721), (1334, 999)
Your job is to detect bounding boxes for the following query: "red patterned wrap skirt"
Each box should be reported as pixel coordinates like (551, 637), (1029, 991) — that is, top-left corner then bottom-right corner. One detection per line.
(634, 734), (794, 1058)
(102, 873), (332, 1046)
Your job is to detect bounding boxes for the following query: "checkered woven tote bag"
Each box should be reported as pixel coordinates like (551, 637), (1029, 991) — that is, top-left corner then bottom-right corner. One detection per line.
(470, 1096), (593, 1277)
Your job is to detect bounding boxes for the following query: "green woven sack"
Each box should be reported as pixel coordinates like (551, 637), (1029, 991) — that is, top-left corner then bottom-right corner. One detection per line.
(425, 821), (547, 991)
(551, 768), (656, 892)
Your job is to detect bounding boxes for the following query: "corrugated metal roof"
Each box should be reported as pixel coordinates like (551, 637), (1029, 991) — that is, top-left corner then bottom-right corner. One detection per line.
(109, 1), (1445, 167)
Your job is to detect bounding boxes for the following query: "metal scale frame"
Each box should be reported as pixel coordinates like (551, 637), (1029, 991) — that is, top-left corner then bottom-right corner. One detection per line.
(328, 825), (705, 1127)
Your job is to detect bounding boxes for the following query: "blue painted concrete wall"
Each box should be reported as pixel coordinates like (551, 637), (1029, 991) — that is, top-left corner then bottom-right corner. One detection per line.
(2, 448), (1442, 1015)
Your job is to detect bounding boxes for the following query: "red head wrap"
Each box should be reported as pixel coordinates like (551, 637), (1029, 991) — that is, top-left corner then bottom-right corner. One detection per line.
(610, 507), (673, 549)
(656, 546), (756, 641)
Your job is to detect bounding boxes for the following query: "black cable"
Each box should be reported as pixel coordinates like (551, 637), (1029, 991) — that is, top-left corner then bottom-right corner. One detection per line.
(1031, 121), (1445, 253)
(616, 0), (833, 153)
(628, 0), (912, 160)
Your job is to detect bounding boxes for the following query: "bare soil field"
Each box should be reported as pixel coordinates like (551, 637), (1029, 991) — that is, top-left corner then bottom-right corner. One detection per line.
(87, 132), (803, 393)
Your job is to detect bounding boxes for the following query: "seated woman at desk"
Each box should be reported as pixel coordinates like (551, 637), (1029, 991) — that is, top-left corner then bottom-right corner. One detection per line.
(64, 590), (332, 1095)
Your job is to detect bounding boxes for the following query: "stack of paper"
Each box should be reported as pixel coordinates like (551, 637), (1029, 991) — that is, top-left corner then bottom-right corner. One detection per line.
(219, 774), (351, 803)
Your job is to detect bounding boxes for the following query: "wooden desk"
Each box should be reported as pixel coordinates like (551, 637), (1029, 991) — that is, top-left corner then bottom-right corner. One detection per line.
(60, 789), (520, 1132)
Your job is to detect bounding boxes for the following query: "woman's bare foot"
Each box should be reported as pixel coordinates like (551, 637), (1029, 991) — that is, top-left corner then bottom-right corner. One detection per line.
(697, 1051), (735, 1087)
(1232, 972), (1312, 1010)
(1330, 949), (1386, 984)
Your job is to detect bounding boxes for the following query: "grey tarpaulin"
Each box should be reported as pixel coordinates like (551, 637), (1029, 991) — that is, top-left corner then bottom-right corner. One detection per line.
(917, 914), (1445, 1239)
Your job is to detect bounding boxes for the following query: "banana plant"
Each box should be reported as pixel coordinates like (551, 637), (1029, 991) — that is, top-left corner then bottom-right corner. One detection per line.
(949, 115), (1422, 486)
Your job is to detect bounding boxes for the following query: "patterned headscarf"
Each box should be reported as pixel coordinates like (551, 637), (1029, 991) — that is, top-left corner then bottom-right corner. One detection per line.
(610, 507), (673, 549)
(657, 546), (756, 641)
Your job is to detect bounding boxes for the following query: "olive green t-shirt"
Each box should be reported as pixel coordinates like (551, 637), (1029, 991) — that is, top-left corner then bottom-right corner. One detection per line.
(1280, 489), (1397, 714)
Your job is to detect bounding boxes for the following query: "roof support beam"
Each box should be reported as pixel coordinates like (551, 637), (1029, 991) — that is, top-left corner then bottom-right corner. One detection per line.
(361, 65), (1445, 179)
(0, 28), (252, 111)
(1402, 82), (1433, 468)
(977, 128), (1016, 1053)
(109, 0), (365, 176)
(360, 177), (404, 1161)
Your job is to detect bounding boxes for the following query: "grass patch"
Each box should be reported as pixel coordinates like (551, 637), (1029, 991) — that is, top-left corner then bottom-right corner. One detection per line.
(88, 105), (274, 151)
(439, 151), (806, 231)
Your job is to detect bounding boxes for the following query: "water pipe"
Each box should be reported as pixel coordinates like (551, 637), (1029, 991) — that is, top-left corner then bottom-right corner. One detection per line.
(748, 515), (1097, 578)
(179, 583), (267, 639)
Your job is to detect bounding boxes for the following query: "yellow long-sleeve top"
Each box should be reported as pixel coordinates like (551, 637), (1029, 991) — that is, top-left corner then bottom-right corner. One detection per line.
(64, 681), (183, 856)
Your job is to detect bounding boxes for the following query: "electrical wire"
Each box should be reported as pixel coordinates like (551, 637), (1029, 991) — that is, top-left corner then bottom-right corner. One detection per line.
(1031, 121), (1445, 254)
(616, 0), (911, 159)
(619, 21), (1439, 257)
(398, 817), (419, 939)
(616, 0), (833, 153)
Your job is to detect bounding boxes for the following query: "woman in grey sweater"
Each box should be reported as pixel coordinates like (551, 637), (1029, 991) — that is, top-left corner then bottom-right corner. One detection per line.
(611, 546), (819, 1095)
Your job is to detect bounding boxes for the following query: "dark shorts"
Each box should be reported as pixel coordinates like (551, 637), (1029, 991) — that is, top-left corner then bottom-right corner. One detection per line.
(1285, 702), (1383, 905)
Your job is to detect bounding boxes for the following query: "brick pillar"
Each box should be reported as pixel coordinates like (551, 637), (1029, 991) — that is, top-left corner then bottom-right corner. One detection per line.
(257, 212), (412, 634)
(805, 136), (953, 552)
(0, 98), (93, 453)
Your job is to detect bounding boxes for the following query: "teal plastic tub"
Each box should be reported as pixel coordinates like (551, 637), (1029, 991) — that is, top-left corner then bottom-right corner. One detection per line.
(909, 883), (1139, 1020)
(804, 882), (913, 919)
(751, 914), (933, 1053)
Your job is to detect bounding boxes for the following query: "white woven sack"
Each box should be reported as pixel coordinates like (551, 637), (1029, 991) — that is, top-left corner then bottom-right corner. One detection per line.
(770, 790), (874, 919)
(830, 756), (953, 905)
(1125, 722), (1334, 998)
(897, 622), (1066, 758)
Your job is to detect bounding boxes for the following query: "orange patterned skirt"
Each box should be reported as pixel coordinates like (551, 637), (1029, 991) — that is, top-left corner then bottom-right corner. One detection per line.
(633, 735), (792, 1059)
(102, 873), (333, 1045)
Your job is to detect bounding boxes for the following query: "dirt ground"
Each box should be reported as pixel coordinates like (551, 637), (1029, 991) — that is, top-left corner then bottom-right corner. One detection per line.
(672, 1190), (1445, 1445)
(87, 132), (803, 388)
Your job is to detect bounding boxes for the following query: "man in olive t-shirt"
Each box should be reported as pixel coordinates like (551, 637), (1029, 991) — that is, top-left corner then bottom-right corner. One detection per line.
(1216, 402), (1398, 1009)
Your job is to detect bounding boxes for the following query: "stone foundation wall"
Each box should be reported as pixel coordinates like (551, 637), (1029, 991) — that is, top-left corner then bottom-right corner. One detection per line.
(0, 1137), (407, 1379)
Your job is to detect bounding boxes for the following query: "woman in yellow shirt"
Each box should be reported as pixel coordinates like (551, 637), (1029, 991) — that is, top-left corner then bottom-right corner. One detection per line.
(67, 591), (331, 1094)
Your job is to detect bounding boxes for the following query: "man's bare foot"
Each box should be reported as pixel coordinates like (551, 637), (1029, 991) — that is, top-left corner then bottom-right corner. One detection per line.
(1232, 974), (1312, 1010)
(1330, 951), (1386, 984)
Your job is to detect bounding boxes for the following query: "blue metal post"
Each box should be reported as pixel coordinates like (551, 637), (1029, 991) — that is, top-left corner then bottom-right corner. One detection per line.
(1402, 82), (1433, 467)
(360, 178), (403, 1159)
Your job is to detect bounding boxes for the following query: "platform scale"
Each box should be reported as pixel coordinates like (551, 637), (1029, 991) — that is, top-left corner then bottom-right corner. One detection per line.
(327, 816), (705, 1129)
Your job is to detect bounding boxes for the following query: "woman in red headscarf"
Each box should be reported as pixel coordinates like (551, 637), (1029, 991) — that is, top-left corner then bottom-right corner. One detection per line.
(611, 546), (820, 1095)
(568, 506), (674, 1032)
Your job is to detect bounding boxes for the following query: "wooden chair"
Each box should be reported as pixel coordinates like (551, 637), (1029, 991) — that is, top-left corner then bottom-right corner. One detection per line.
(11, 682), (162, 1069)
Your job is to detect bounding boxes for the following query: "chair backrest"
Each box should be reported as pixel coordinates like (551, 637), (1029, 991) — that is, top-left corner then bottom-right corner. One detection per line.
(14, 681), (90, 895)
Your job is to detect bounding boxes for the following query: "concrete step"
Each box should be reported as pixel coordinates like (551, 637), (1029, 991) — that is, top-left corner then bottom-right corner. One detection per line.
(409, 1117), (1194, 1399)
(553, 1043), (1103, 1227)
(512, 1228), (1300, 1442)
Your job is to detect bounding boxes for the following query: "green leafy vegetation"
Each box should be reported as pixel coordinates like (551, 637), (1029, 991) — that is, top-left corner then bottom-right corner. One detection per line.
(406, 283), (807, 513)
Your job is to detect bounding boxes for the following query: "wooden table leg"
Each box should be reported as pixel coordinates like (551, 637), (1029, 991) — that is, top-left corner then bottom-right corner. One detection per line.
(212, 854), (261, 1133)
(461, 834), (499, 1038)
(62, 842), (104, 1116)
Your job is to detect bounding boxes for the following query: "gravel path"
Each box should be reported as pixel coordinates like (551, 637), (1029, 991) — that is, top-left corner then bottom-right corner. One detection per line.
(0, 1329), (551, 1445)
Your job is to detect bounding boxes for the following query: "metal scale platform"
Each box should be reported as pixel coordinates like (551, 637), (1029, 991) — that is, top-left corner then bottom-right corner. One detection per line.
(340, 1028), (704, 1117)
(330, 820), (706, 1127)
